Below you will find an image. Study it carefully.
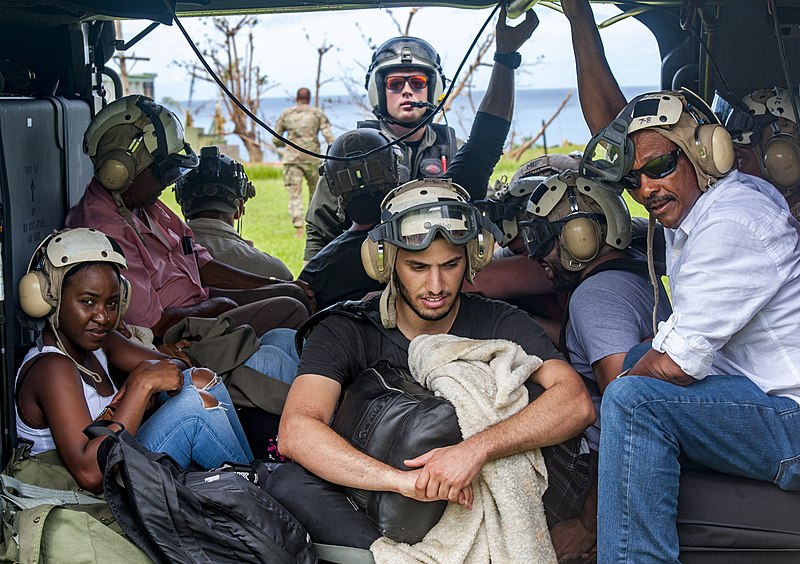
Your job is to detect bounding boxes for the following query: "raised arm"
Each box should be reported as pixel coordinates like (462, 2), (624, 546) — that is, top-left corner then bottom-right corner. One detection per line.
(479, 6), (539, 121)
(562, 0), (627, 134)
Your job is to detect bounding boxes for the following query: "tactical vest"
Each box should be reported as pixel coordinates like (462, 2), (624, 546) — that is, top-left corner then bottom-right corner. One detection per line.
(356, 120), (457, 181)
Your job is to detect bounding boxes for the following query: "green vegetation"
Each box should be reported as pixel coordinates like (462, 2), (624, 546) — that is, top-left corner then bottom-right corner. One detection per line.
(161, 145), (650, 278)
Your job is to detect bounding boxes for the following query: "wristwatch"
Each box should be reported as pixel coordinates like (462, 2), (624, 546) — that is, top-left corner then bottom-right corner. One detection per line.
(494, 51), (522, 70)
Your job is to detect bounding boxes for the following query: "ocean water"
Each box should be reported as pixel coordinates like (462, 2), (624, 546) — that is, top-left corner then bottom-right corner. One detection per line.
(183, 85), (656, 162)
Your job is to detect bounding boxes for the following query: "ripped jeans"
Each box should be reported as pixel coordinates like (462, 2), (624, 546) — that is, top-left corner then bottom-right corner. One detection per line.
(137, 369), (253, 469)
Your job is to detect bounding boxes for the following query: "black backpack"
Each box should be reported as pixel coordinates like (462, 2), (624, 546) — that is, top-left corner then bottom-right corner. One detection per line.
(88, 422), (317, 564)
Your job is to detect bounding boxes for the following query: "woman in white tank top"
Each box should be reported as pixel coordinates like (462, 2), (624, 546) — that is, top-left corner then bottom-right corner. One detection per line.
(16, 229), (252, 493)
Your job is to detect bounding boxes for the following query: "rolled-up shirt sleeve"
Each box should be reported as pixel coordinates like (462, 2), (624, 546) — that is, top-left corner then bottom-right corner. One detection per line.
(654, 214), (784, 378)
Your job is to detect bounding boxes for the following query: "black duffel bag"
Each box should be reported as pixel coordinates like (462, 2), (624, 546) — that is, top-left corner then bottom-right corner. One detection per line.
(87, 422), (317, 564)
(330, 362), (463, 544)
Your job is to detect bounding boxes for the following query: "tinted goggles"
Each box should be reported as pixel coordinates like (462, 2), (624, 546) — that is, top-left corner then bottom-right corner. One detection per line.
(385, 75), (428, 92)
(620, 148), (682, 191)
(369, 201), (486, 250)
(519, 213), (606, 259)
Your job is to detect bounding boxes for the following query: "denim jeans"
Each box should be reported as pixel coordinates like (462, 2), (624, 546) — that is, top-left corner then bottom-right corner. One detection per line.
(137, 369), (253, 469)
(244, 328), (301, 384)
(598, 372), (800, 563)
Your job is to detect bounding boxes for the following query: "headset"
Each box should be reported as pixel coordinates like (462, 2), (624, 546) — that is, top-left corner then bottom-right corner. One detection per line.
(735, 88), (800, 194)
(581, 90), (734, 192)
(85, 95), (198, 192)
(524, 171), (631, 271)
(360, 179), (496, 284)
(19, 229), (130, 328)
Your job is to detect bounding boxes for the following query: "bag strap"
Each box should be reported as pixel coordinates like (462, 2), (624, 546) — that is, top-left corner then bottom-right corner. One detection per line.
(0, 474), (101, 509)
(296, 298), (412, 357)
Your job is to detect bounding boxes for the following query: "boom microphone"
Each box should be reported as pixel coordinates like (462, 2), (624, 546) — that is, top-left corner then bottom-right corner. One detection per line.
(408, 101), (437, 109)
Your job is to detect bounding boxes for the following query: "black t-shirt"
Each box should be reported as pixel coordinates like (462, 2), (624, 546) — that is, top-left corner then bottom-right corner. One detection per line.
(298, 293), (564, 389)
(298, 230), (383, 310)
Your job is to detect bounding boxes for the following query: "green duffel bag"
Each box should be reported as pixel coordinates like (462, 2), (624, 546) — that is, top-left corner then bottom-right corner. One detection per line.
(0, 445), (148, 563)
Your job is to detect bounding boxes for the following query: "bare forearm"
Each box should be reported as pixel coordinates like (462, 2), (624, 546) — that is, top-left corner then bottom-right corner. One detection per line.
(280, 414), (404, 493)
(199, 260), (286, 289)
(565, 0), (627, 133)
(467, 375), (594, 462)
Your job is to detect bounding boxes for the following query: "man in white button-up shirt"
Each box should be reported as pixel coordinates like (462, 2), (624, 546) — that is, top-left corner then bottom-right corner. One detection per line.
(586, 91), (800, 563)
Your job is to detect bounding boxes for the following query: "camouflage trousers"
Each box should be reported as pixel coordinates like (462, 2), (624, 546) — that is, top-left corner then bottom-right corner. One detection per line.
(283, 161), (320, 228)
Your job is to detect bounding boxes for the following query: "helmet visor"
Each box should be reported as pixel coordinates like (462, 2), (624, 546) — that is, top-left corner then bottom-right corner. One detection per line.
(712, 91), (755, 135)
(370, 201), (484, 250)
(154, 142), (200, 186)
(579, 112), (633, 190)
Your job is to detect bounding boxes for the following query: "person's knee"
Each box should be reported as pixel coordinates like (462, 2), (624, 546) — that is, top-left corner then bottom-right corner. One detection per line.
(190, 367), (217, 389)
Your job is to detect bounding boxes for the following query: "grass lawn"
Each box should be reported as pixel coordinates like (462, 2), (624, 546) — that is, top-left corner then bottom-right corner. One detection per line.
(161, 145), (650, 278)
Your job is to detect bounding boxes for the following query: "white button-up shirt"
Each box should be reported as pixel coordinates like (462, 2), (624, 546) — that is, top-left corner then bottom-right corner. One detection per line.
(652, 170), (800, 403)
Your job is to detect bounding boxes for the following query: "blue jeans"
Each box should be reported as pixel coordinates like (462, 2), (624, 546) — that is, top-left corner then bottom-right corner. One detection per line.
(137, 369), (254, 469)
(598, 373), (800, 563)
(244, 328), (300, 384)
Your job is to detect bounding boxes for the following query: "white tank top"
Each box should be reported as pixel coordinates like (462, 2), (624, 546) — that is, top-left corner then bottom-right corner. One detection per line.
(15, 345), (117, 455)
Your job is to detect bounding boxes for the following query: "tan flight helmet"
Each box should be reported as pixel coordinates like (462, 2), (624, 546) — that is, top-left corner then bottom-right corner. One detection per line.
(581, 90), (735, 192)
(84, 94), (198, 193)
(737, 88), (800, 195)
(524, 171), (632, 272)
(360, 178), (498, 327)
(19, 228), (130, 330)
(626, 91), (735, 191)
(492, 153), (581, 247)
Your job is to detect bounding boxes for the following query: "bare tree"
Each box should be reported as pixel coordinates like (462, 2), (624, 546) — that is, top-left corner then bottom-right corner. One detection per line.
(177, 16), (273, 163)
(303, 31), (338, 108)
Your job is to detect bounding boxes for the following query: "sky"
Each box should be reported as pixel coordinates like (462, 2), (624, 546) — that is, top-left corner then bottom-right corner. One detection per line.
(114, 3), (660, 105)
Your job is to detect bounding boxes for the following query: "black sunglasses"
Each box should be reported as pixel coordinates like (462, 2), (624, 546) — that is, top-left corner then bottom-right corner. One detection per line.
(621, 148), (683, 191)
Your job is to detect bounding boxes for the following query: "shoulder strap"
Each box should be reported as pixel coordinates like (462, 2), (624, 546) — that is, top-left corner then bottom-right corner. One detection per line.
(1, 474), (102, 509)
(15, 351), (60, 400)
(295, 299), (409, 355)
(581, 257), (660, 281)
(428, 123), (458, 156)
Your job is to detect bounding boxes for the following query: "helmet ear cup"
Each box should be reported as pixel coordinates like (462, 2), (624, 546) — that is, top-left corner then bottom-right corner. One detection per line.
(693, 124), (735, 177)
(361, 238), (395, 283)
(19, 270), (54, 318)
(466, 230), (494, 274)
(560, 217), (601, 263)
(118, 274), (132, 320)
(762, 134), (800, 192)
(96, 148), (138, 191)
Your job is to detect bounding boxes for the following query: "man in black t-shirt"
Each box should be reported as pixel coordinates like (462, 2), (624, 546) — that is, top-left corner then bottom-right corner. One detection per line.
(267, 179), (595, 548)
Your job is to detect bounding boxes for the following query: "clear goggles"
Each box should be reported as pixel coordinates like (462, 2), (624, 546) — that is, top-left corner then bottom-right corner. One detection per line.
(579, 117), (631, 191)
(369, 200), (496, 250)
(519, 213), (605, 259)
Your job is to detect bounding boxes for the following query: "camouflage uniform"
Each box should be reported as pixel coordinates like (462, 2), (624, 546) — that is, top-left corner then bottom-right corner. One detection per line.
(275, 103), (335, 228)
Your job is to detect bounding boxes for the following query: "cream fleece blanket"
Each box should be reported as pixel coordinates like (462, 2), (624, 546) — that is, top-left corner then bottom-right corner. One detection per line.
(370, 334), (556, 564)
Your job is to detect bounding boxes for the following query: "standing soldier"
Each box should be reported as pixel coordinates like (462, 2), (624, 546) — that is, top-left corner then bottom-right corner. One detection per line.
(274, 87), (335, 236)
